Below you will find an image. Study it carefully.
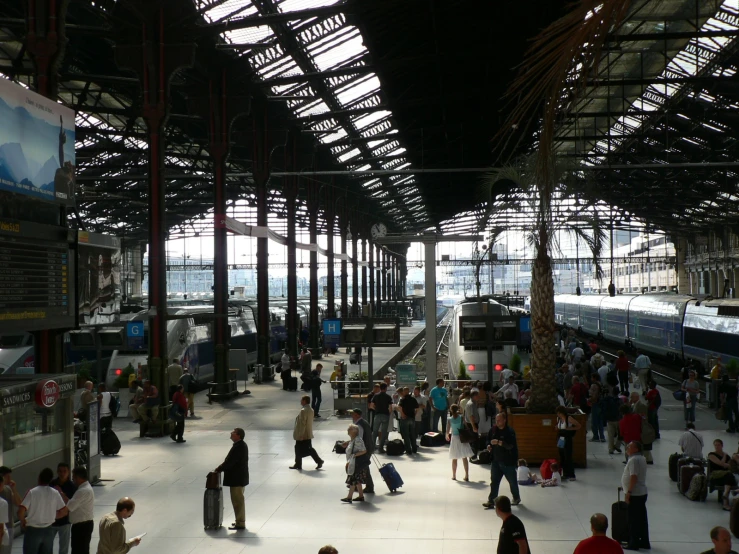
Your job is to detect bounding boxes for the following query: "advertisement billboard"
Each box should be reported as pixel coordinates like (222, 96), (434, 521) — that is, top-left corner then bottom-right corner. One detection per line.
(77, 232), (121, 325)
(0, 78), (76, 206)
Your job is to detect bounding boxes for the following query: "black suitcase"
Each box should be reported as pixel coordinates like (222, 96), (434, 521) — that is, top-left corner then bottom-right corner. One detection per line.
(101, 429), (121, 456)
(286, 376), (298, 391)
(350, 352), (360, 365)
(203, 487), (223, 529)
(386, 438), (405, 456)
(421, 432), (446, 447)
(611, 488), (630, 544)
(668, 452), (682, 482)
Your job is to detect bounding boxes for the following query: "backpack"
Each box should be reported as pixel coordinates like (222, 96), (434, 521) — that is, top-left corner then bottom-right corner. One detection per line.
(686, 473), (707, 501)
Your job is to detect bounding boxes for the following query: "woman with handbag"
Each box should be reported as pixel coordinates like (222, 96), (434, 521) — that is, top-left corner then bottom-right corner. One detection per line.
(555, 406), (581, 481)
(342, 424), (368, 503)
(446, 404), (473, 481)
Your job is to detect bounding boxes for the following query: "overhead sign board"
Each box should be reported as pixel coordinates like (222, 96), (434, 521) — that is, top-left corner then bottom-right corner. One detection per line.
(0, 78), (76, 206)
(459, 315), (521, 347)
(323, 318), (341, 350)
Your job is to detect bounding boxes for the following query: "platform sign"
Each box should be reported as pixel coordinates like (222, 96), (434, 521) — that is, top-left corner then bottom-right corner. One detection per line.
(395, 363), (418, 386)
(126, 321), (145, 350)
(323, 318), (341, 349)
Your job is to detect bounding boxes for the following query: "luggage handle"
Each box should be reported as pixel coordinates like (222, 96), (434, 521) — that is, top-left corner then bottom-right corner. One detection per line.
(372, 455), (383, 470)
(617, 486), (622, 502)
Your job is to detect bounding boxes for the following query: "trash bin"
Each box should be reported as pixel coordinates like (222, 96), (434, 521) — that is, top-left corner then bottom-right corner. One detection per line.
(254, 364), (264, 384)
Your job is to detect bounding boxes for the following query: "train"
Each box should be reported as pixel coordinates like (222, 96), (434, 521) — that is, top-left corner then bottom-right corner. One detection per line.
(554, 293), (739, 367)
(447, 298), (518, 378)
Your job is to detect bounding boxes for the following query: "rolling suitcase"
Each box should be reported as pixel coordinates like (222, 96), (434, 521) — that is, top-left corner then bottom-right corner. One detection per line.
(611, 488), (630, 544)
(286, 375), (298, 391)
(668, 452), (682, 482)
(374, 456), (403, 492)
(731, 498), (739, 539)
(101, 429), (121, 456)
(679, 464), (704, 496)
(204, 472), (223, 530)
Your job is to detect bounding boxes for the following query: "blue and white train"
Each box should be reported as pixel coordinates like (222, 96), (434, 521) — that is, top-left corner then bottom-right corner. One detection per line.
(554, 293), (739, 366)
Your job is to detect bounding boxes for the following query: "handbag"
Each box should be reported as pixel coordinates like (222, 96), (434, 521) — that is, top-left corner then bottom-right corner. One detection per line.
(459, 425), (476, 444)
(673, 390), (686, 402)
(169, 403), (184, 421)
(557, 436), (566, 449)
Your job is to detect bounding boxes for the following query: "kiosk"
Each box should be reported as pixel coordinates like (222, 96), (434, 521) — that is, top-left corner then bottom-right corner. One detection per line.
(0, 374), (76, 494)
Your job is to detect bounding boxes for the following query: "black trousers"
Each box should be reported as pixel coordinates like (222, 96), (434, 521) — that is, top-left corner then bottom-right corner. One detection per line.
(71, 521), (94, 554)
(618, 371), (630, 394)
(294, 440), (322, 467)
(558, 436), (575, 478)
(627, 494), (650, 549)
(173, 418), (185, 440)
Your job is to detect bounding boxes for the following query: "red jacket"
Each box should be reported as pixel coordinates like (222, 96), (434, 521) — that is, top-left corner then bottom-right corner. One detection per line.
(619, 413), (642, 443)
(646, 388), (660, 412)
(615, 357), (630, 373)
(173, 391), (188, 411)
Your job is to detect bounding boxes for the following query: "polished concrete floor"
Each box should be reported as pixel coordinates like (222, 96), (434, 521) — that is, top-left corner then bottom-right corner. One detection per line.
(23, 335), (731, 554)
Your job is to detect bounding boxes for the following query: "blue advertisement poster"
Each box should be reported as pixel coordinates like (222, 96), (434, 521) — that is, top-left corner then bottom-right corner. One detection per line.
(0, 78), (76, 206)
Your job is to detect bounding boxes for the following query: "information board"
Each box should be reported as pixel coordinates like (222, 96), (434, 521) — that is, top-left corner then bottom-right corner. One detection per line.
(394, 363), (418, 386)
(0, 219), (74, 331)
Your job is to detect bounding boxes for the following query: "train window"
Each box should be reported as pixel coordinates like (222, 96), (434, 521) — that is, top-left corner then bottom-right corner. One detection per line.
(684, 328), (739, 357)
(0, 336), (26, 348)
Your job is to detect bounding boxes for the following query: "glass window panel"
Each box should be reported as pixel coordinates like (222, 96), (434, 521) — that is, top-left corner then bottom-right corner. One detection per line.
(3, 401), (69, 468)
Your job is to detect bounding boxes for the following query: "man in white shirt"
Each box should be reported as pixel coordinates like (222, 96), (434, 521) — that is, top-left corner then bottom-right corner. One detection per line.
(572, 345), (585, 364)
(634, 350), (652, 394)
(597, 360), (609, 386)
(384, 375), (398, 431)
(67, 467), (95, 554)
(498, 376), (519, 401)
(413, 386), (428, 438)
(678, 423), (704, 459)
(18, 468), (67, 554)
(97, 384), (113, 432)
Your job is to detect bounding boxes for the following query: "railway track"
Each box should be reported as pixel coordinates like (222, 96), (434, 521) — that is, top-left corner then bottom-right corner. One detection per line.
(411, 308), (453, 379)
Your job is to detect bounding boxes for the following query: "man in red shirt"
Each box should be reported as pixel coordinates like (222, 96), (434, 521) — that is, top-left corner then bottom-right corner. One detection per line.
(645, 380), (661, 439)
(570, 377), (589, 409)
(574, 513), (624, 554)
(615, 350), (631, 395)
(618, 405), (641, 463)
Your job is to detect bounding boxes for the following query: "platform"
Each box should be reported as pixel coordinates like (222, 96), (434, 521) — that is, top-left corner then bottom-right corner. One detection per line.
(22, 363), (727, 554)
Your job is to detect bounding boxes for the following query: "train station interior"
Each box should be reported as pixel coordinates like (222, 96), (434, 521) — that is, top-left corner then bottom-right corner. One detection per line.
(1, 0), (739, 553)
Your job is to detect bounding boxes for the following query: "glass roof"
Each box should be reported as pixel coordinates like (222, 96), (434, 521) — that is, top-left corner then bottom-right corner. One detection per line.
(198, 0), (430, 229)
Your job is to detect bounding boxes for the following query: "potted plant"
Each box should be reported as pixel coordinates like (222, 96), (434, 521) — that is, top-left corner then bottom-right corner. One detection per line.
(727, 359), (739, 379)
(76, 359), (95, 388)
(509, 353), (522, 376)
(457, 360), (470, 383)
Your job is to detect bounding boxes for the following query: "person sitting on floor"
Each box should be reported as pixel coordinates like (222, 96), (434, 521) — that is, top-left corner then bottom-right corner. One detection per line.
(537, 462), (562, 487)
(516, 459), (536, 486)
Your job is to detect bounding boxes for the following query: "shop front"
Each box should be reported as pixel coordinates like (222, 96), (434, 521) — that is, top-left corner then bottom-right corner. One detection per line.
(0, 374), (76, 495)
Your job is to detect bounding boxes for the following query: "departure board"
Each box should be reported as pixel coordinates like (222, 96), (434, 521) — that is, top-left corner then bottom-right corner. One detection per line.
(0, 219), (75, 332)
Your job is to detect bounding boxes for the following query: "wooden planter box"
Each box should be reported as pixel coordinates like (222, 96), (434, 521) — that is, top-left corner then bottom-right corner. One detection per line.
(507, 408), (588, 468)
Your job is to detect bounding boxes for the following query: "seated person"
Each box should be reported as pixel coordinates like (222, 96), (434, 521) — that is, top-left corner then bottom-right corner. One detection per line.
(679, 423), (704, 459)
(538, 462), (562, 487)
(130, 380), (145, 421)
(708, 439), (738, 510)
(502, 391), (519, 409)
(498, 376), (519, 400)
(136, 380), (160, 423)
(517, 459), (536, 485)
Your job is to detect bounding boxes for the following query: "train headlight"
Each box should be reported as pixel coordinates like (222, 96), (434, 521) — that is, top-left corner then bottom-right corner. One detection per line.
(494, 364), (504, 371)
(467, 364), (475, 372)
(115, 369), (122, 375)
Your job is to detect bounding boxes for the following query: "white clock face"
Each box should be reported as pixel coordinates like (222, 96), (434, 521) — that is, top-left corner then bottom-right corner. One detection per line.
(371, 223), (387, 240)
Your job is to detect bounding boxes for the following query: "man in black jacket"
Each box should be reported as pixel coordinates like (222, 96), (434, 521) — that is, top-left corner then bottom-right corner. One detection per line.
(482, 413), (521, 509)
(215, 428), (249, 531)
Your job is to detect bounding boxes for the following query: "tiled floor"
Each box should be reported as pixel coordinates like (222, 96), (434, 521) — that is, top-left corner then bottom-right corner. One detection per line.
(20, 332), (731, 553)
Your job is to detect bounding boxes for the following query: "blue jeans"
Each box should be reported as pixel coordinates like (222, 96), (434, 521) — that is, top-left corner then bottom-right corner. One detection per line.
(590, 405), (605, 440)
(488, 461), (521, 503)
(311, 389), (321, 416)
(23, 526), (55, 554)
(684, 402), (696, 424)
(373, 414), (389, 450)
(432, 408), (447, 434)
(51, 525), (71, 554)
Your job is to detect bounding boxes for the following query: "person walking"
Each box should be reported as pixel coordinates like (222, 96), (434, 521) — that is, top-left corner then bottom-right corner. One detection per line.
(603, 387), (623, 455)
(588, 383), (605, 443)
(280, 349), (291, 391)
(483, 413), (521, 509)
(681, 369), (700, 429)
(0, 467), (21, 554)
(370, 383), (393, 453)
(97, 498), (140, 554)
(615, 351), (630, 395)
(645, 380), (661, 439)
(166, 358), (183, 401)
(290, 396), (324, 470)
(0, 495), (7, 554)
(494, 495), (530, 554)
(429, 378), (449, 433)
(634, 350), (651, 394)
(66, 468), (94, 554)
(556, 406), (581, 481)
(215, 428), (249, 531)
(349, 409), (375, 493)
(310, 364), (326, 418)
(463, 390), (481, 460)
(397, 387), (419, 455)
(341, 424), (369, 504)
(573, 513), (624, 554)
(169, 384), (187, 443)
(179, 368), (196, 417)
(18, 468), (67, 554)
(622, 441), (649, 551)
(447, 404), (473, 481)
(701, 526), (737, 554)
(50, 463), (76, 554)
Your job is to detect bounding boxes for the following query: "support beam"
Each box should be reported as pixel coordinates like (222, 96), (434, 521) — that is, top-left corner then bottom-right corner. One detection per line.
(361, 234), (368, 312)
(285, 134), (299, 357)
(368, 239), (375, 314)
(338, 200), (348, 318)
(351, 218), (359, 317)
(325, 187), (336, 318)
(254, 109), (271, 369)
(307, 181), (321, 356)
(424, 240), (437, 380)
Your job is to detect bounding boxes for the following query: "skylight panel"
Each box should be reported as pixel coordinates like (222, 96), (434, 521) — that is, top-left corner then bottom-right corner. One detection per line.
(295, 99), (330, 116)
(353, 110), (391, 130)
(278, 0), (340, 12)
(202, 0), (258, 23)
(224, 26), (274, 45)
(317, 128), (348, 144)
(335, 75), (381, 107)
(337, 148), (361, 162)
(311, 33), (365, 72)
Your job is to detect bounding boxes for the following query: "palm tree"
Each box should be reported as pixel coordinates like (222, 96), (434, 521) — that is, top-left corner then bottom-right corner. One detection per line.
(480, 158), (606, 413)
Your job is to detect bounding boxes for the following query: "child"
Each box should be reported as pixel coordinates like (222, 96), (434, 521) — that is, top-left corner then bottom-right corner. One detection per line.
(516, 459), (536, 485)
(538, 462), (562, 487)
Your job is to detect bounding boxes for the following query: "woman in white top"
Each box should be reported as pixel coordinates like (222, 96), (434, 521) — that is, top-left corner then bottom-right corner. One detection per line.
(342, 424), (368, 504)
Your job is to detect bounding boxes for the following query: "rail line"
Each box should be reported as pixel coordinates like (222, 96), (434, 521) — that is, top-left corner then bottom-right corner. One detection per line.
(412, 308), (452, 360)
